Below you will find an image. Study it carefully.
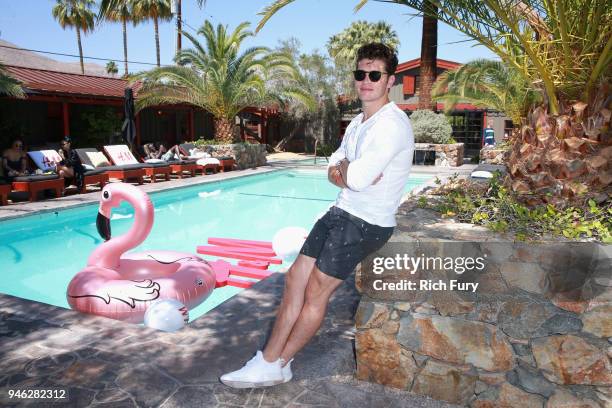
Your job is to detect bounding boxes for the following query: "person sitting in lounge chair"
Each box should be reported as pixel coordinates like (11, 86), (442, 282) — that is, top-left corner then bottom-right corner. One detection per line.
(143, 142), (167, 160)
(56, 136), (85, 189)
(2, 138), (29, 178)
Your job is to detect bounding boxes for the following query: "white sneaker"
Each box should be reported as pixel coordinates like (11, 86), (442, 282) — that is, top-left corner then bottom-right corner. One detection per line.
(220, 351), (286, 388)
(281, 358), (294, 382)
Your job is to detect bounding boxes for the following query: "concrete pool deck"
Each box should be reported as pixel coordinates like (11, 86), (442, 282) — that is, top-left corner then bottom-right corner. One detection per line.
(0, 157), (476, 407)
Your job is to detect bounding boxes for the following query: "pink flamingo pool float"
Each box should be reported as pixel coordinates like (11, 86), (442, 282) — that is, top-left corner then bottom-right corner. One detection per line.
(67, 182), (279, 323)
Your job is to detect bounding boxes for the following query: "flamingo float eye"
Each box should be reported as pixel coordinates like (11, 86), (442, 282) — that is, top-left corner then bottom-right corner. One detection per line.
(103, 190), (111, 200)
(195, 278), (203, 286)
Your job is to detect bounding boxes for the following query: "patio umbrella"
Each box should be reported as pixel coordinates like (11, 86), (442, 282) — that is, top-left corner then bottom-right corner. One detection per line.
(121, 87), (136, 148)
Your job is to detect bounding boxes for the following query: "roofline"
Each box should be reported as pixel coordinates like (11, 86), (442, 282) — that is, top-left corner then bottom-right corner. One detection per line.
(395, 58), (462, 74)
(4, 64), (128, 82)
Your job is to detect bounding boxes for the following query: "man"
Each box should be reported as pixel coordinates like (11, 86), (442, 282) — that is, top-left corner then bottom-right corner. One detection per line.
(220, 43), (415, 388)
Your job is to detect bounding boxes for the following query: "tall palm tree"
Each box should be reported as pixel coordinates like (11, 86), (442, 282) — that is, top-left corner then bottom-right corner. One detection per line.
(133, 21), (315, 143)
(432, 59), (541, 127)
(52, 0), (96, 75)
(359, 0), (611, 206)
(132, 0), (172, 67)
(0, 63), (25, 98)
(100, 0), (138, 76)
(173, 0), (206, 57)
(327, 20), (400, 98)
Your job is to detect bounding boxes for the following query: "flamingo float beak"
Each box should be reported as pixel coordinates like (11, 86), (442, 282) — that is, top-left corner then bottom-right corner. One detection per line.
(97, 207), (112, 241)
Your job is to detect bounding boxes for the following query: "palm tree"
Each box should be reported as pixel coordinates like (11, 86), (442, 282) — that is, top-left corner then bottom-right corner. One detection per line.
(418, 1), (437, 110)
(52, 0), (96, 75)
(133, 21), (315, 143)
(106, 60), (119, 76)
(358, 0), (611, 206)
(100, 0), (138, 76)
(132, 0), (172, 67)
(173, 0), (206, 57)
(327, 21), (400, 98)
(432, 59), (541, 127)
(0, 63), (25, 98)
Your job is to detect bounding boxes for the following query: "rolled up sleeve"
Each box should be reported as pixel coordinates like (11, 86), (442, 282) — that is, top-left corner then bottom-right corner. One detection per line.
(327, 136), (348, 169)
(345, 121), (410, 191)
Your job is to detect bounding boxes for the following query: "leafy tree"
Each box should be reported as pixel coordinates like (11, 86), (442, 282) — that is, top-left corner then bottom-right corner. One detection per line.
(0, 63), (25, 98)
(133, 21), (315, 143)
(106, 60), (119, 76)
(100, 0), (139, 76)
(132, 0), (172, 67)
(432, 59), (541, 126)
(52, 0), (96, 75)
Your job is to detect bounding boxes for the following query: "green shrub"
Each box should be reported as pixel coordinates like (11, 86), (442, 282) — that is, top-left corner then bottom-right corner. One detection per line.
(423, 174), (612, 243)
(410, 109), (453, 144)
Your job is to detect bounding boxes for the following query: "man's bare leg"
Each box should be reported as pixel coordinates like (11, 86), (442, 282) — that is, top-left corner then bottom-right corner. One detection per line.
(262, 254), (317, 362)
(279, 265), (344, 363)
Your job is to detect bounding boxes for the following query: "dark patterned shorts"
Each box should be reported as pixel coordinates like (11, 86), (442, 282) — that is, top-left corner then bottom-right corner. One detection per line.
(299, 206), (394, 280)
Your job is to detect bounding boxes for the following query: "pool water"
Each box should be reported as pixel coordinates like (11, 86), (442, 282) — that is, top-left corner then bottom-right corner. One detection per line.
(0, 169), (431, 322)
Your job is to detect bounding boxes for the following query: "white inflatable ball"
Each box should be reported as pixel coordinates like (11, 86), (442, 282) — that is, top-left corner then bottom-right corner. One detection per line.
(273, 226), (308, 261)
(144, 299), (189, 332)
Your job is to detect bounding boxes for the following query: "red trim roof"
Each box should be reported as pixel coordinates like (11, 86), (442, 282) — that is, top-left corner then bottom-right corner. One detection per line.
(5, 65), (140, 99)
(395, 58), (461, 74)
(397, 103), (481, 111)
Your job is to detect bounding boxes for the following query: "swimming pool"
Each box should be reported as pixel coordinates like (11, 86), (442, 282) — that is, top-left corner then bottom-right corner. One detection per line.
(0, 169), (432, 322)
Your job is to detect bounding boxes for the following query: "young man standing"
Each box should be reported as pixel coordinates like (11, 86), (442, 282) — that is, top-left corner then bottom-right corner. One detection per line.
(220, 43), (415, 388)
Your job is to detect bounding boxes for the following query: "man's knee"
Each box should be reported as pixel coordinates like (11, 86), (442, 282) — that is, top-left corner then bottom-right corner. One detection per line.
(304, 267), (342, 306)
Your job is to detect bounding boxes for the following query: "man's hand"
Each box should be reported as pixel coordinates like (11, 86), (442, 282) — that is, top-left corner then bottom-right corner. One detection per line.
(328, 161), (348, 188)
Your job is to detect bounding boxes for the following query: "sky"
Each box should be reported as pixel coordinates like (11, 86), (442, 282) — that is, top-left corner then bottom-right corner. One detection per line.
(0, 0), (499, 72)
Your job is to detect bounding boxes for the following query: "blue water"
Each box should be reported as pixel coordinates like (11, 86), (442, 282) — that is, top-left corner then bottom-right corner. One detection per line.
(0, 169), (432, 321)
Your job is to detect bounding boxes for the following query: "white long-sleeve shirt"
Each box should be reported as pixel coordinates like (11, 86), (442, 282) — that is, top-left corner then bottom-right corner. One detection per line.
(328, 102), (415, 227)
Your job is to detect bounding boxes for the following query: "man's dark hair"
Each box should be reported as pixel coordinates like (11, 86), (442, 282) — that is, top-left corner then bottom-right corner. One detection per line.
(356, 43), (398, 75)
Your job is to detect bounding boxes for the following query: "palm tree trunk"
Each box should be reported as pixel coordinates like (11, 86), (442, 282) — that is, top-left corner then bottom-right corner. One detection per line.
(154, 17), (160, 67)
(76, 27), (84, 74)
(122, 17), (128, 76)
(418, 1), (438, 111)
(176, 0), (182, 58)
(214, 117), (235, 144)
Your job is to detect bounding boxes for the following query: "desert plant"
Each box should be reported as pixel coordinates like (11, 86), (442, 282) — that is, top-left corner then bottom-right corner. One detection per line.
(410, 109), (453, 144)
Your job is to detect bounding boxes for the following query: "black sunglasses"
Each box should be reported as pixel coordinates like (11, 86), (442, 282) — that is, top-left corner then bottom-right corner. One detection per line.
(353, 70), (388, 82)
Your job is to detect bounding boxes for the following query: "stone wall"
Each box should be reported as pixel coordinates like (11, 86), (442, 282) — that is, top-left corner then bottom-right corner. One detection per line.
(415, 143), (464, 167)
(480, 146), (509, 165)
(354, 203), (611, 407)
(198, 143), (267, 170)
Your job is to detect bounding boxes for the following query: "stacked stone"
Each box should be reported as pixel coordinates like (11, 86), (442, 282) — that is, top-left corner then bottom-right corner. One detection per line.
(200, 143), (267, 170)
(354, 205), (611, 407)
(480, 146), (508, 165)
(414, 143), (464, 167)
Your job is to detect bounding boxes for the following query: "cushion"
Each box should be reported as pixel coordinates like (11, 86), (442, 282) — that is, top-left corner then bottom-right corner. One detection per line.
(196, 158), (220, 166)
(86, 151), (112, 168)
(104, 145), (139, 166)
(83, 164), (95, 171)
(145, 158), (165, 164)
(28, 150), (63, 171)
(13, 174), (59, 182)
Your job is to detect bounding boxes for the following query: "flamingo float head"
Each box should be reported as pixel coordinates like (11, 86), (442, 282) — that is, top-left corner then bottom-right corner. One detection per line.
(96, 183), (153, 242)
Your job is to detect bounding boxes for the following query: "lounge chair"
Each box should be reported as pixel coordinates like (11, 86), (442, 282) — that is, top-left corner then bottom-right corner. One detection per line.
(28, 150), (108, 193)
(103, 145), (171, 183)
(75, 148), (145, 185)
(0, 179), (11, 205)
(140, 143), (201, 179)
(179, 143), (222, 174)
(12, 174), (64, 202)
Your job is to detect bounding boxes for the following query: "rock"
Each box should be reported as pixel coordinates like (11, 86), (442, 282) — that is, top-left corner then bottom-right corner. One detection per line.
(478, 371), (507, 385)
(508, 364), (556, 398)
(411, 360), (476, 405)
(499, 262), (547, 294)
(532, 335), (612, 385)
(397, 313), (515, 371)
(472, 383), (545, 408)
(394, 302), (411, 312)
(355, 301), (389, 329)
(581, 305), (612, 338)
(497, 300), (564, 339)
(429, 291), (475, 316)
(546, 388), (601, 408)
(355, 329), (416, 389)
(541, 314), (583, 335)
